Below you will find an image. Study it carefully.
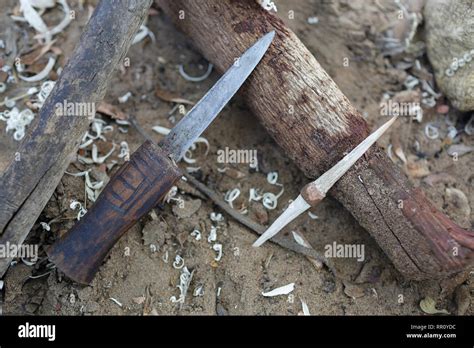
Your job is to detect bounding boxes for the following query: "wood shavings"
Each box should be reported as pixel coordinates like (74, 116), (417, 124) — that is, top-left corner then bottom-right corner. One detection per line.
(172, 255), (184, 269)
(190, 229), (201, 241)
(109, 297), (123, 308)
(2, 107), (35, 141)
(18, 56), (55, 82)
(34, 0), (72, 42)
(65, 170), (104, 202)
(0, 87), (38, 107)
(446, 126), (458, 140)
(213, 244), (223, 261)
(30, 0), (55, 8)
(165, 186), (178, 203)
(193, 285), (204, 297)
(170, 266), (194, 306)
(118, 141), (130, 161)
(40, 222), (50, 231)
(17, 0), (51, 43)
(267, 171), (281, 186)
(116, 119), (131, 126)
(224, 188), (240, 208)
(118, 91), (132, 104)
(132, 24), (155, 45)
(34, 80), (55, 108)
(262, 283), (294, 297)
(90, 143), (117, 164)
(300, 299), (310, 315)
(207, 226), (217, 243)
(424, 123), (439, 139)
(249, 188), (263, 202)
(291, 231), (307, 247)
(291, 230), (323, 269)
(178, 63), (213, 82)
(307, 211), (318, 219)
(155, 86), (195, 105)
(262, 190), (284, 210)
(210, 212), (224, 222)
(257, 0), (277, 12)
(70, 200), (87, 220)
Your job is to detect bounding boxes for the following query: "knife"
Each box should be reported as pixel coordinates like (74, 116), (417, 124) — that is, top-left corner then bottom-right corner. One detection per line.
(253, 115), (398, 247)
(47, 31), (275, 284)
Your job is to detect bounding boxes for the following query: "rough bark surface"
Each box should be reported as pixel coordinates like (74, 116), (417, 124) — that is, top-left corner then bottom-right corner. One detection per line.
(157, 0), (474, 280)
(0, 0), (152, 276)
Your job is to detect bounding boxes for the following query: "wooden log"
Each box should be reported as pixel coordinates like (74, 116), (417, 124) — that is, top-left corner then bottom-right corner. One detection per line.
(0, 0), (152, 277)
(157, 0), (474, 280)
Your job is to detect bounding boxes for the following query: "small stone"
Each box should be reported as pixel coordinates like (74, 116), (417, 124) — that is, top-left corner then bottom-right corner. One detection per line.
(343, 281), (366, 299)
(445, 188), (471, 227)
(172, 199), (202, 218)
(322, 278), (336, 293)
(84, 301), (100, 313)
(132, 296), (146, 305)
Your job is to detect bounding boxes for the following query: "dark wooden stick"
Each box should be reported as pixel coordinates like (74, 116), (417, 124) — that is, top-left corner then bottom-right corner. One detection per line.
(156, 0), (474, 280)
(0, 0), (152, 277)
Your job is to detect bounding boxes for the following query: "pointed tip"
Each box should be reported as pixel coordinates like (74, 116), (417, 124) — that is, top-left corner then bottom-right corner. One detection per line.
(259, 30), (276, 48)
(267, 30), (276, 39)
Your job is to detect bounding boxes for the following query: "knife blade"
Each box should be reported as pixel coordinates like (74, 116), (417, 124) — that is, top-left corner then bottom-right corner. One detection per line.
(161, 31), (275, 160)
(47, 31), (275, 284)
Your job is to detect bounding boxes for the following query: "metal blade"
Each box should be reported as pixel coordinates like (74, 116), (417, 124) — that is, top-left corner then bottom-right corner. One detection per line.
(312, 116), (398, 195)
(159, 31), (275, 160)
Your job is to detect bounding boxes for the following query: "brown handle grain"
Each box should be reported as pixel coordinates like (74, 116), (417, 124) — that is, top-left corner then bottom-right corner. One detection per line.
(47, 140), (181, 284)
(156, 0), (474, 280)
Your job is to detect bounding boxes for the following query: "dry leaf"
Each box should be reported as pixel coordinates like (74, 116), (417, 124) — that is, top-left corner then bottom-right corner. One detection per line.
(20, 40), (56, 65)
(97, 102), (128, 120)
(404, 157), (430, 178)
(419, 297), (449, 315)
(155, 86), (194, 105)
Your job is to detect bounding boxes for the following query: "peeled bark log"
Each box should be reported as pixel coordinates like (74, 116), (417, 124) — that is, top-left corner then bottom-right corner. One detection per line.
(157, 0), (474, 280)
(0, 0), (152, 277)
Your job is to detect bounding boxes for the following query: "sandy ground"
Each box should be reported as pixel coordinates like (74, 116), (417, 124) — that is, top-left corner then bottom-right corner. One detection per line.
(0, 0), (472, 315)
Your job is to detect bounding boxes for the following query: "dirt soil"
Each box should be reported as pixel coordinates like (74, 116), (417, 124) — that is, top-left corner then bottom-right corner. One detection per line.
(1, 0), (472, 315)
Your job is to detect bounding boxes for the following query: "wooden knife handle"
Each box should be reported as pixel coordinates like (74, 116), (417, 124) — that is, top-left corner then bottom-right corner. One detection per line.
(47, 140), (181, 284)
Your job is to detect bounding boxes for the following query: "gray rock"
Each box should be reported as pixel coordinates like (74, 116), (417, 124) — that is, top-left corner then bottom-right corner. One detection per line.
(424, 0), (474, 111)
